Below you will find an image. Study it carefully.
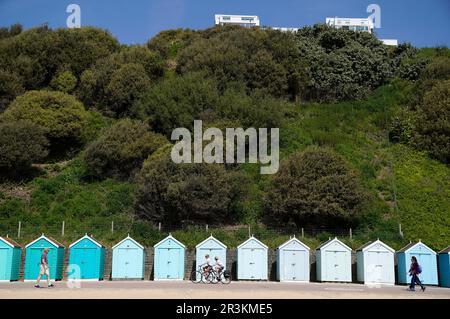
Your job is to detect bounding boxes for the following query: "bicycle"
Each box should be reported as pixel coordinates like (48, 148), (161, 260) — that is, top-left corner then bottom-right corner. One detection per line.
(190, 266), (231, 284)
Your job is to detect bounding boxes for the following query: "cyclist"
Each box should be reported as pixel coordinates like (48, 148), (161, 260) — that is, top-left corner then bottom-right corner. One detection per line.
(201, 254), (213, 275)
(214, 256), (225, 275)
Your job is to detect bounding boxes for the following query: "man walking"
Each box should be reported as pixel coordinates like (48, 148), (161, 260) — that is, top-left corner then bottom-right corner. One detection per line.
(35, 248), (54, 288)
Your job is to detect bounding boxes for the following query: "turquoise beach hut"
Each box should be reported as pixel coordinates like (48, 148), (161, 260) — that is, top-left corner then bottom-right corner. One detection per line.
(0, 236), (22, 281)
(237, 236), (268, 280)
(356, 239), (395, 285)
(195, 235), (227, 280)
(24, 234), (65, 281)
(68, 234), (105, 280)
(277, 237), (310, 282)
(438, 246), (450, 287)
(112, 235), (145, 280)
(154, 234), (185, 280)
(397, 241), (438, 285)
(316, 237), (352, 282)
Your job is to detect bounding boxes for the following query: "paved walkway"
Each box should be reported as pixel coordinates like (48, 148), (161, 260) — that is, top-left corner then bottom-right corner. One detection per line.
(0, 281), (449, 299)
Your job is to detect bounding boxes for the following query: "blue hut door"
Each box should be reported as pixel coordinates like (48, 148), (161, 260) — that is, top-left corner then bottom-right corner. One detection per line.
(160, 248), (180, 279)
(366, 251), (384, 282)
(416, 252), (433, 284)
(29, 248), (46, 279)
(283, 250), (298, 280)
(328, 251), (345, 280)
(0, 248), (7, 279)
(283, 250), (307, 280)
(76, 247), (96, 279)
(117, 247), (139, 278)
(244, 248), (263, 279)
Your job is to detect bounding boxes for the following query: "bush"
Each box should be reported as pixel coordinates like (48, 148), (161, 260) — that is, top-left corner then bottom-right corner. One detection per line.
(135, 152), (249, 225)
(133, 72), (293, 137)
(0, 26), (119, 90)
(264, 147), (366, 227)
(50, 71), (77, 93)
(0, 120), (48, 171)
(77, 46), (163, 115)
(104, 63), (151, 117)
(412, 80), (450, 163)
(0, 70), (24, 113)
(83, 119), (168, 180)
(132, 72), (220, 136)
(0, 90), (90, 153)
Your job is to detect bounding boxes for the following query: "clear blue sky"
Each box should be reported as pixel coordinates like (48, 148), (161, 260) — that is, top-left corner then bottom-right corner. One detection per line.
(0, 0), (449, 47)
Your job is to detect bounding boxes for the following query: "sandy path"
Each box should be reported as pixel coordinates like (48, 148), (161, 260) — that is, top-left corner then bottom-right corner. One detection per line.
(1, 281), (449, 299)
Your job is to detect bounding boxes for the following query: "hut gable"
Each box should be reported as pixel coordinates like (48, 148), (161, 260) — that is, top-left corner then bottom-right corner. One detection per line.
(237, 236), (268, 250)
(196, 235), (227, 249)
(154, 234), (186, 249)
(69, 234), (104, 248)
(25, 234), (65, 248)
(316, 237), (352, 252)
(0, 236), (21, 248)
(398, 241), (436, 254)
(112, 235), (144, 250)
(278, 237), (310, 251)
(357, 239), (395, 253)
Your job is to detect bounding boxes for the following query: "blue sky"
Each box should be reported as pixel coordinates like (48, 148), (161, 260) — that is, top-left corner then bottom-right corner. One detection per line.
(0, 0), (449, 47)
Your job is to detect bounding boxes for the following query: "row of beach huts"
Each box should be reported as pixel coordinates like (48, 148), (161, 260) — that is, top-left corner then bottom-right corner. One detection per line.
(0, 234), (449, 287)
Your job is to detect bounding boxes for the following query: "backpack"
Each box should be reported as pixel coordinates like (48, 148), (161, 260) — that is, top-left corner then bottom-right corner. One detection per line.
(417, 265), (422, 274)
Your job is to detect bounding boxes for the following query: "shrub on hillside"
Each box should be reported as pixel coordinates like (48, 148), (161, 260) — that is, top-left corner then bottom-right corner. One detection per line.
(0, 120), (48, 172)
(132, 72), (220, 136)
(0, 90), (89, 153)
(77, 46), (164, 116)
(264, 147), (366, 227)
(412, 80), (450, 163)
(104, 63), (151, 118)
(133, 72), (293, 137)
(134, 151), (248, 225)
(0, 26), (119, 90)
(0, 69), (24, 113)
(50, 71), (77, 93)
(176, 25), (392, 102)
(83, 119), (168, 180)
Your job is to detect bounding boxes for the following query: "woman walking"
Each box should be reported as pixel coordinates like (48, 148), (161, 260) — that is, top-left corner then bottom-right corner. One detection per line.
(408, 256), (425, 292)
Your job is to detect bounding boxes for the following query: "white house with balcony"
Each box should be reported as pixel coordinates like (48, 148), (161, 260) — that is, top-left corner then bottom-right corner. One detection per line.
(326, 17), (374, 33)
(215, 14), (260, 27)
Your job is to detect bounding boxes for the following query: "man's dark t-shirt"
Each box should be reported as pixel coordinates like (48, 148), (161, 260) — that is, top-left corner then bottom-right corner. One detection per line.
(41, 252), (48, 265)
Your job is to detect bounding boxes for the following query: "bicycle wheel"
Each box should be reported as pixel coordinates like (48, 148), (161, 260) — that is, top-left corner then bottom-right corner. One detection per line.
(210, 272), (219, 284)
(201, 271), (213, 284)
(219, 272), (231, 284)
(190, 270), (203, 283)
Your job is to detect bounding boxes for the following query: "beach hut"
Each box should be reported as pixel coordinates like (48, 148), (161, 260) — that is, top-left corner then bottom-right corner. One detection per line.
(112, 235), (145, 280)
(237, 236), (268, 280)
(154, 234), (185, 280)
(24, 234), (65, 281)
(316, 237), (352, 282)
(397, 241), (438, 285)
(68, 234), (105, 280)
(277, 236), (310, 282)
(195, 235), (227, 279)
(0, 236), (22, 281)
(356, 239), (395, 285)
(438, 246), (450, 287)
